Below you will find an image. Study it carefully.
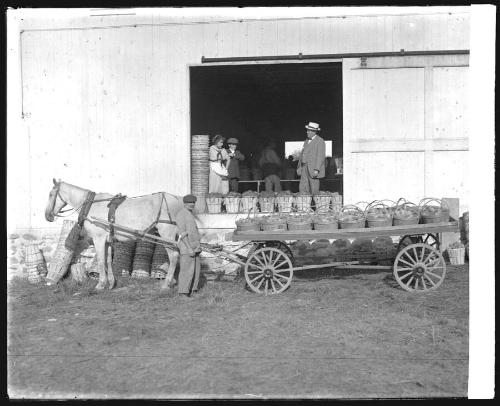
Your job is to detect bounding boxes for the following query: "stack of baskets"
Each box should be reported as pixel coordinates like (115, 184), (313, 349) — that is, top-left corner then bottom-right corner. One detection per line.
(240, 191), (259, 214)
(224, 192), (241, 214)
(151, 243), (169, 279)
(276, 191), (294, 213)
(260, 214), (287, 232)
(191, 135), (210, 209)
(112, 240), (137, 277)
(25, 243), (48, 284)
(313, 191), (332, 214)
(338, 205), (366, 229)
(206, 193), (223, 214)
(419, 198), (450, 223)
(286, 213), (313, 231)
(312, 212), (339, 231)
(131, 240), (155, 279)
(294, 192), (312, 212)
(365, 200), (394, 228)
(259, 191), (276, 213)
(393, 199), (420, 226)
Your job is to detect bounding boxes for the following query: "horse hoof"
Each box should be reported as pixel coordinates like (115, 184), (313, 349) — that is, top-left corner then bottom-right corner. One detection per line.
(107, 280), (117, 290)
(95, 283), (106, 290)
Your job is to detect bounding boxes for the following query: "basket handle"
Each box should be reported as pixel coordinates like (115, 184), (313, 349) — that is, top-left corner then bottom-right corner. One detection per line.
(364, 200), (391, 216)
(341, 204), (366, 216)
(419, 197), (444, 210)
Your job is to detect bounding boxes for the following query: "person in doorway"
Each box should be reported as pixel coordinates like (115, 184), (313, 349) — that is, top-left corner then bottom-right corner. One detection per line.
(226, 138), (245, 193)
(209, 134), (230, 194)
(281, 155), (297, 191)
(176, 194), (202, 298)
(258, 139), (282, 192)
(297, 122), (326, 195)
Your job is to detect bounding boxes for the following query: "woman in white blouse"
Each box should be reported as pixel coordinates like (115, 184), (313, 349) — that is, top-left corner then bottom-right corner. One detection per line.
(208, 134), (230, 194)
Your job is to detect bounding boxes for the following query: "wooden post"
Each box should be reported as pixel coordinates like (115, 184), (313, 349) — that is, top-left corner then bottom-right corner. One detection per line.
(441, 197), (460, 252)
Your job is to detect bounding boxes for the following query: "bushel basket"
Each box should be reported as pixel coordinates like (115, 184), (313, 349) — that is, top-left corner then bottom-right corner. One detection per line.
(365, 200), (393, 228)
(419, 198), (449, 224)
(235, 208), (261, 232)
(338, 205), (366, 229)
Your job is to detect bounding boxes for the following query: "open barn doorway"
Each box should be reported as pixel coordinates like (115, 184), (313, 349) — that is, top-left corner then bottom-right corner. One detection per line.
(190, 62), (343, 194)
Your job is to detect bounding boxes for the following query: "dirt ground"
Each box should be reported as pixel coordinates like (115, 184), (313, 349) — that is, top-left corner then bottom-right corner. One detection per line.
(7, 263), (469, 399)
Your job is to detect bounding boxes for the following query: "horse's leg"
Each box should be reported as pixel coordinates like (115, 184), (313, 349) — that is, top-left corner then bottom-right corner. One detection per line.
(93, 236), (108, 290)
(106, 241), (116, 290)
(160, 248), (179, 290)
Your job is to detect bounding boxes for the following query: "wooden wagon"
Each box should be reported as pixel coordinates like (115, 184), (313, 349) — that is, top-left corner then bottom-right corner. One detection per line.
(88, 214), (459, 295)
(223, 216), (459, 295)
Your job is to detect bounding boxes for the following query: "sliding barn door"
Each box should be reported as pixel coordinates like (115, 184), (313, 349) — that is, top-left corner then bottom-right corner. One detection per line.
(342, 55), (469, 213)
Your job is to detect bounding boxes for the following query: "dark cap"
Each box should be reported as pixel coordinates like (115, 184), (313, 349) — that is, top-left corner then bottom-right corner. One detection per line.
(227, 137), (239, 144)
(183, 194), (197, 203)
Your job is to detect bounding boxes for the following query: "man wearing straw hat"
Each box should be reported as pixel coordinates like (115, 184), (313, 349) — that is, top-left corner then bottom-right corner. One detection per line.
(297, 122), (326, 195)
(226, 137), (245, 193)
(176, 194), (202, 298)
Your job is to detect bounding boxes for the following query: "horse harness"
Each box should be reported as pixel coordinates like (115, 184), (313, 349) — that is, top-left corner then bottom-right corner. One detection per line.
(78, 191), (176, 243)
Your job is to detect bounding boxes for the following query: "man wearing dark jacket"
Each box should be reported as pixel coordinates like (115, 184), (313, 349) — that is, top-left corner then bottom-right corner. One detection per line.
(176, 194), (202, 298)
(226, 138), (245, 193)
(297, 122), (326, 195)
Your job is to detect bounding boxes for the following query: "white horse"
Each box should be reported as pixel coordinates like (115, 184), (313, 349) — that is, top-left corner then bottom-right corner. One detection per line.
(44, 179), (185, 290)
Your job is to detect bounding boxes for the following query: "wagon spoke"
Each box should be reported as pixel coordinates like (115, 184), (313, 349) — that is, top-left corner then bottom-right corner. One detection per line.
(249, 274), (264, 284)
(264, 279), (269, 295)
(414, 277), (420, 290)
(412, 247), (419, 262)
(274, 260), (289, 270)
(252, 255), (266, 268)
(402, 251), (417, 265)
(274, 272), (291, 281)
(398, 257), (415, 268)
(255, 278), (265, 290)
(426, 270), (443, 280)
(423, 274), (437, 287)
(274, 268), (292, 274)
(420, 276), (428, 290)
(405, 276), (415, 289)
(420, 246), (426, 262)
(273, 276), (285, 288)
(398, 271), (413, 280)
(395, 267), (414, 272)
(260, 251), (269, 266)
(270, 279), (277, 293)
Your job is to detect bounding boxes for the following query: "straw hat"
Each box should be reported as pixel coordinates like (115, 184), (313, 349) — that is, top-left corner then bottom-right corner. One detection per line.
(305, 122), (321, 132)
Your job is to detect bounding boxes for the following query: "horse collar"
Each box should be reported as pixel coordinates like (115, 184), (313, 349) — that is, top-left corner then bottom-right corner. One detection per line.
(78, 191), (96, 226)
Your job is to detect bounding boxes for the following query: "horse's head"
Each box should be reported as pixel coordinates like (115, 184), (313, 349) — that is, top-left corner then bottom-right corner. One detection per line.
(45, 178), (67, 222)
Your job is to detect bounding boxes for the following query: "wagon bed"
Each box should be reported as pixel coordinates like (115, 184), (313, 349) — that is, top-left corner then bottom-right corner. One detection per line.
(229, 217), (459, 241)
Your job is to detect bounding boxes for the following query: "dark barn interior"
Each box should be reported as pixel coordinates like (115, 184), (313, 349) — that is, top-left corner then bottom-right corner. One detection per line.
(190, 62), (343, 192)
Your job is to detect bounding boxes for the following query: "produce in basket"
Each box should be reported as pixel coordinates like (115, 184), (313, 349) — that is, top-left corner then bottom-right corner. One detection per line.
(260, 214), (287, 231)
(276, 191), (294, 212)
(393, 199), (420, 225)
(449, 241), (465, 249)
(242, 190), (259, 197)
(365, 201), (393, 227)
(240, 190), (259, 213)
(258, 191), (276, 213)
(206, 192), (224, 200)
(419, 198), (449, 223)
(338, 205), (365, 228)
(224, 192), (241, 213)
(224, 192), (241, 197)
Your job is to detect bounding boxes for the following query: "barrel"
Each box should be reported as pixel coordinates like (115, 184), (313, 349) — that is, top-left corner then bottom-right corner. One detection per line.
(46, 220), (77, 285)
(25, 244), (47, 284)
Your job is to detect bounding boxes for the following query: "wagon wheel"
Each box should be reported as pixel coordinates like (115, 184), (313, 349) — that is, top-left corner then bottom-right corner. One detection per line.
(251, 241), (294, 261)
(398, 234), (440, 251)
(245, 247), (293, 295)
(393, 243), (446, 292)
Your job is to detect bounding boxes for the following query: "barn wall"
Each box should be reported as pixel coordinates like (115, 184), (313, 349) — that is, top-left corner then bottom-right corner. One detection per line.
(10, 11), (470, 229)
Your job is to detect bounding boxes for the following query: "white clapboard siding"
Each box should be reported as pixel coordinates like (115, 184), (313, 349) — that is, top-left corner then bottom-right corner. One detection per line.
(14, 12), (470, 228)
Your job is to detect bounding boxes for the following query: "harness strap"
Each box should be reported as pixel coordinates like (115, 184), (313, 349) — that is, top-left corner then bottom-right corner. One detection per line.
(106, 194), (127, 243)
(78, 191), (96, 227)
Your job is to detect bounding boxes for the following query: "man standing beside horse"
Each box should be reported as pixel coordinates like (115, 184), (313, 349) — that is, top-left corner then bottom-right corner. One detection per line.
(175, 194), (202, 298)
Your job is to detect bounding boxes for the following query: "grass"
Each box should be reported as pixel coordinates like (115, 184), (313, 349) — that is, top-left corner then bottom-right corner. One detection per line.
(7, 264), (469, 399)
